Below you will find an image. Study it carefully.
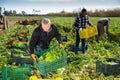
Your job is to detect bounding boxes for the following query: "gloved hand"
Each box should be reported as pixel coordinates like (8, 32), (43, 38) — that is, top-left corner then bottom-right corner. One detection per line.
(79, 28), (82, 31)
(59, 44), (64, 48)
(31, 54), (37, 62)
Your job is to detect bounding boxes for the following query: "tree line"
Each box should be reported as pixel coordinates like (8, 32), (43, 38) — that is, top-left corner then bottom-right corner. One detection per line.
(3, 10), (27, 16)
(47, 8), (120, 17)
(2, 8), (120, 17)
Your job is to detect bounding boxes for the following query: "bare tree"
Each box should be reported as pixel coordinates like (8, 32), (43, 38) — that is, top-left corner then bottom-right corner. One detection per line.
(4, 10), (9, 15)
(0, 7), (2, 16)
(9, 10), (12, 15)
(13, 10), (17, 15)
(21, 11), (26, 15)
(61, 9), (65, 13)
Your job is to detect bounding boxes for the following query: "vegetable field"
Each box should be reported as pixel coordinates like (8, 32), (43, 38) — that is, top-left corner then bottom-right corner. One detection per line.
(0, 16), (120, 80)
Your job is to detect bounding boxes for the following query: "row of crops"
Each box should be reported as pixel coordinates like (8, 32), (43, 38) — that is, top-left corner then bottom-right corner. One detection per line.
(0, 17), (120, 79)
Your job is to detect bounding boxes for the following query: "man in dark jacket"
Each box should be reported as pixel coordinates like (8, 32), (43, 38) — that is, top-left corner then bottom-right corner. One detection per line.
(96, 18), (110, 41)
(73, 8), (93, 54)
(30, 18), (63, 61)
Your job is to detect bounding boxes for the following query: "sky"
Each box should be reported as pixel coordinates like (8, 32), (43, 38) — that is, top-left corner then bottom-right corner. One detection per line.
(0, 0), (120, 14)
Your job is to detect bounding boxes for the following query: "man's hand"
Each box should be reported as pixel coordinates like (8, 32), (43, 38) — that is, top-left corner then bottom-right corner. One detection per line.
(31, 54), (37, 62)
(59, 44), (64, 48)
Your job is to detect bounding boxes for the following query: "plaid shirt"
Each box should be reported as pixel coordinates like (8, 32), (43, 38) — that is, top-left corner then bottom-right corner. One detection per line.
(73, 14), (92, 30)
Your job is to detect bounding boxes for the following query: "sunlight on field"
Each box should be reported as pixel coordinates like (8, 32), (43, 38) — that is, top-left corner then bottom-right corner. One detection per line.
(0, 16), (120, 80)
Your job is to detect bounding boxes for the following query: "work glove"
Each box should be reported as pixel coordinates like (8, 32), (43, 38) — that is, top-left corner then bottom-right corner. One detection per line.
(31, 54), (37, 62)
(59, 44), (64, 48)
(79, 28), (82, 31)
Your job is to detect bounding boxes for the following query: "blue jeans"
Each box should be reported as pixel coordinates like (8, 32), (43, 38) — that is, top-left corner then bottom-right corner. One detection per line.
(76, 30), (86, 53)
(35, 45), (43, 57)
(36, 45), (43, 52)
(35, 45), (49, 57)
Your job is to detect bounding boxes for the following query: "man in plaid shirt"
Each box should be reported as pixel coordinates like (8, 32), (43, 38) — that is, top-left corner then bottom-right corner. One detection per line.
(73, 8), (93, 54)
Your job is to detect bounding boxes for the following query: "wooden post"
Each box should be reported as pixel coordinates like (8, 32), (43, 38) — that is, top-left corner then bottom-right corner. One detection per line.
(3, 15), (8, 30)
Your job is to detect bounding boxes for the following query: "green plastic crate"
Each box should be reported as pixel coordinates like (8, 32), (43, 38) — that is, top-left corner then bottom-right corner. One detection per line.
(11, 44), (28, 50)
(34, 55), (67, 75)
(11, 54), (34, 65)
(18, 36), (28, 42)
(2, 65), (31, 80)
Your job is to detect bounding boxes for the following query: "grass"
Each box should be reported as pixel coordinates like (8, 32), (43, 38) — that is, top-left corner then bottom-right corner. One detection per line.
(0, 16), (120, 79)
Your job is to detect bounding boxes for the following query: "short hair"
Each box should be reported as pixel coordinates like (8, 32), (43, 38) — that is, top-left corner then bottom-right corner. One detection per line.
(40, 18), (51, 25)
(81, 8), (87, 13)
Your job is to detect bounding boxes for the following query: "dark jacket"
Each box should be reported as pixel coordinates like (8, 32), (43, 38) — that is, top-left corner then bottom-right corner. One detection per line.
(29, 24), (62, 54)
(97, 18), (109, 34)
(98, 18), (109, 26)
